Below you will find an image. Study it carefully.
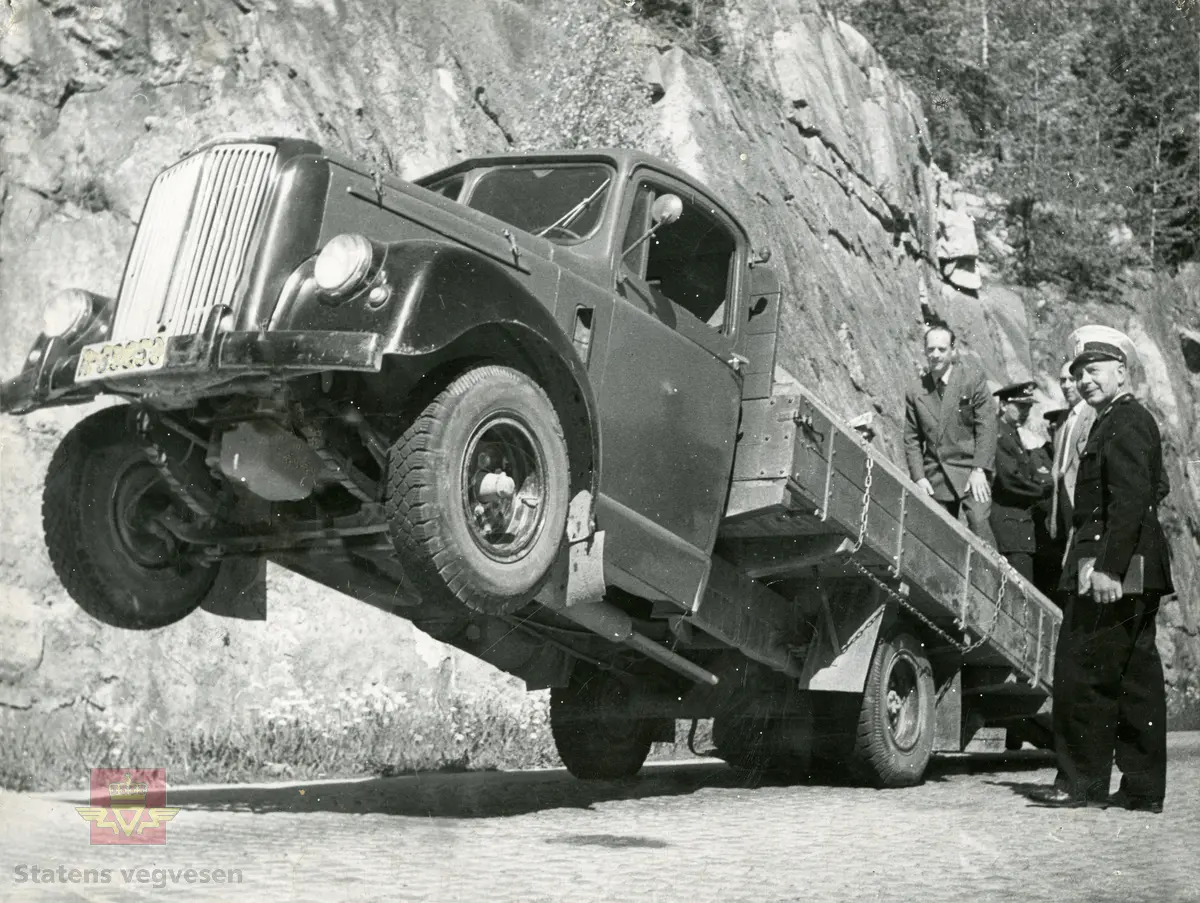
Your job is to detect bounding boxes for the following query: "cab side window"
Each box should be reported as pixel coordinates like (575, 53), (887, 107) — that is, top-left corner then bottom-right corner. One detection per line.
(426, 175), (465, 201)
(621, 182), (737, 332)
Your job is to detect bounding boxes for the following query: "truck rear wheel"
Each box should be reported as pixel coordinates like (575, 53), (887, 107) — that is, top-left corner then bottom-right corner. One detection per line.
(850, 629), (935, 787)
(42, 406), (219, 630)
(713, 713), (777, 773)
(550, 671), (652, 780)
(385, 365), (570, 617)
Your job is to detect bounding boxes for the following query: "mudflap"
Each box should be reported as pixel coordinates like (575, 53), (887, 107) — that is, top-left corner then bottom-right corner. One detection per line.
(201, 556), (268, 620)
(535, 490), (606, 610)
(795, 582), (887, 693)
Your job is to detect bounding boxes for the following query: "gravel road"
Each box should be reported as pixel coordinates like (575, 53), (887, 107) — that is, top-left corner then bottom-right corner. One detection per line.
(2, 734), (1198, 903)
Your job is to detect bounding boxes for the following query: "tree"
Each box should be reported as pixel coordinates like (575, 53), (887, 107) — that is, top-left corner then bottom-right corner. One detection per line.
(1099, 0), (1200, 266)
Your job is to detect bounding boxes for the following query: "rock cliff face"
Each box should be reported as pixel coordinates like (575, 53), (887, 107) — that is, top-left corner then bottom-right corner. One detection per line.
(1, 0), (1196, 746)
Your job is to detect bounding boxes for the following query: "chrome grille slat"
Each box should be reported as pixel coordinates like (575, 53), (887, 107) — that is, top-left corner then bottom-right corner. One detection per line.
(171, 152), (235, 336)
(196, 148), (250, 323)
(157, 160), (217, 335)
(113, 155), (204, 340)
(211, 149), (275, 322)
(109, 144), (277, 342)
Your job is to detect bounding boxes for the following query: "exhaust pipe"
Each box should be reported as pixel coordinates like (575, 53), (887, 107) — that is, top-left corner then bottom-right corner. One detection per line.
(558, 602), (719, 687)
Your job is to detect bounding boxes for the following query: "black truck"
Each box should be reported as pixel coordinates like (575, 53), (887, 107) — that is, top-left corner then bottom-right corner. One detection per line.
(3, 137), (1061, 785)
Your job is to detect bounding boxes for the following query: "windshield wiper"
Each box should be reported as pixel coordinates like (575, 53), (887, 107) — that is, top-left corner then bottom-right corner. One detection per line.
(535, 178), (612, 238)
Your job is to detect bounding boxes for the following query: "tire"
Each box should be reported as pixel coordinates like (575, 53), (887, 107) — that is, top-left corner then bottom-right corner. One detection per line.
(850, 629), (936, 787)
(714, 701), (814, 779)
(713, 701), (781, 775)
(42, 406), (219, 630)
(550, 671), (653, 780)
(384, 365), (570, 617)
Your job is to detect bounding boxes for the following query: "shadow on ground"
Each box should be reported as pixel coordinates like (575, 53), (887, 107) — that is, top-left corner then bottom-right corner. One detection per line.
(46, 750), (1061, 819)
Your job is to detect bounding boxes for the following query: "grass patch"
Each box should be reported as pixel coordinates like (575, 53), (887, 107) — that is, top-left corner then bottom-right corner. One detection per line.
(0, 683), (561, 793)
(0, 682), (722, 793)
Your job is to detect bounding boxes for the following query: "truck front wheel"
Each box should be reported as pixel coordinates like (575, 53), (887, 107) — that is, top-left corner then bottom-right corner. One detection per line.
(385, 365), (570, 617)
(42, 406), (219, 630)
(550, 671), (653, 780)
(851, 629), (935, 787)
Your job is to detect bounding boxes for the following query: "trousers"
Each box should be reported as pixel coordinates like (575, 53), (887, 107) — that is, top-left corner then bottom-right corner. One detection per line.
(937, 497), (997, 546)
(1003, 551), (1034, 583)
(1051, 593), (1167, 802)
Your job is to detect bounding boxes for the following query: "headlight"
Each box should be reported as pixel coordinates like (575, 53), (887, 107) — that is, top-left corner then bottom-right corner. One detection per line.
(42, 289), (93, 338)
(314, 233), (374, 298)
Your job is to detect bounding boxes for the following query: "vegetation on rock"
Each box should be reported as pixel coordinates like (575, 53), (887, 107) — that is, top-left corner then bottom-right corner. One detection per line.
(843, 0), (1200, 293)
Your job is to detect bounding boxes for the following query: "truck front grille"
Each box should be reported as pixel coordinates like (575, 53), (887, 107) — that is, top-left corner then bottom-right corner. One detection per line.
(110, 144), (278, 341)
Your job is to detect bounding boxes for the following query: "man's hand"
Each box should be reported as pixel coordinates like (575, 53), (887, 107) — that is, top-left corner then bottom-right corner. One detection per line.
(1089, 570), (1124, 604)
(967, 468), (991, 503)
(916, 477), (935, 496)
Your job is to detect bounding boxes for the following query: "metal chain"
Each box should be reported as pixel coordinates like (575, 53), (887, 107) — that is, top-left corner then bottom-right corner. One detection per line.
(838, 433), (1023, 664)
(842, 556), (964, 650)
(1019, 585), (1032, 666)
(961, 565), (1008, 654)
(851, 454), (874, 553)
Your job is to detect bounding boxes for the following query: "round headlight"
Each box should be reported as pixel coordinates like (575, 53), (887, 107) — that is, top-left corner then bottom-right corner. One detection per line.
(314, 233), (374, 297)
(42, 289), (92, 338)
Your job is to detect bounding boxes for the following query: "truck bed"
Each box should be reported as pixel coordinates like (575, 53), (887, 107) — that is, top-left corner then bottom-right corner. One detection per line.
(718, 387), (1061, 697)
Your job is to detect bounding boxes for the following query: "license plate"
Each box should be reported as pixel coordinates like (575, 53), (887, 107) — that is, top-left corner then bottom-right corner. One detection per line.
(75, 335), (169, 383)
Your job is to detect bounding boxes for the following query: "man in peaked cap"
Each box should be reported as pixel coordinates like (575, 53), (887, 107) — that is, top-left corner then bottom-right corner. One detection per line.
(988, 380), (1053, 583)
(1032, 333), (1174, 812)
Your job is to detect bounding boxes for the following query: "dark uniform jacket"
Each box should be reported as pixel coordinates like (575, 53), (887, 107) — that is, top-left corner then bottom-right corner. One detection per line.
(1058, 393), (1174, 595)
(989, 418), (1053, 554)
(903, 363), (998, 503)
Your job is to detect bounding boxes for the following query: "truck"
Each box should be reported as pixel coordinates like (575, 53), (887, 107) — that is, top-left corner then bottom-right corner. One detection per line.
(2, 137), (1062, 786)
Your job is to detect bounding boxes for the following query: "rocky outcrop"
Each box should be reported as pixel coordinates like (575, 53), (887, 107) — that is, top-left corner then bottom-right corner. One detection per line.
(0, 0), (1195, 748)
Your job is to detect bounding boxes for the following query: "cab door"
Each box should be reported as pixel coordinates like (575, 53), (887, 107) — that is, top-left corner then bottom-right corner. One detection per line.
(590, 170), (745, 608)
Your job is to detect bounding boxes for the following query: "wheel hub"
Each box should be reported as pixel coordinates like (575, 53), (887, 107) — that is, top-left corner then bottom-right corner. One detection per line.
(110, 461), (183, 569)
(462, 416), (547, 563)
(885, 654), (920, 751)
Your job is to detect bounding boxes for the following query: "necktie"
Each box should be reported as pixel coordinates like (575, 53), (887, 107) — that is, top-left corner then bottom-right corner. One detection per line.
(1049, 410), (1071, 540)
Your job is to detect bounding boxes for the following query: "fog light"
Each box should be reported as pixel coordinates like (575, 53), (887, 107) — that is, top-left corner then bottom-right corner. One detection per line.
(41, 289), (92, 338)
(314, 233), (374, 297)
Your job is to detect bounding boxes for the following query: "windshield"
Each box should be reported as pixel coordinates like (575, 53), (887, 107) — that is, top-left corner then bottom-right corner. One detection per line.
(465, 164), (612, 244)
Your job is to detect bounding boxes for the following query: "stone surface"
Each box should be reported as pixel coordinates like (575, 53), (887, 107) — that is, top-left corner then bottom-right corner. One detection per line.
(2, 737), (1200, 902)
(0, 586), (43, 682)
(0, 0), (1196, 754)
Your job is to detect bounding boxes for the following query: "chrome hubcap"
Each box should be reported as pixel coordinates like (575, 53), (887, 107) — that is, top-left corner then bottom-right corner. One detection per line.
(462, 415), (546, 563)
(885, 654), (920, 751)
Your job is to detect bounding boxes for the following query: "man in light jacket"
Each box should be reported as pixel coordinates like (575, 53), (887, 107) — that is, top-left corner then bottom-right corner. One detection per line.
(903, 324), (997, 544)
(1049, 361), (1097, 544)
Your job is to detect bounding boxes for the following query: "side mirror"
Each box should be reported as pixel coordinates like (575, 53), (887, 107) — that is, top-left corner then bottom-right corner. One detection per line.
(651, 194), (683, 227)
(621, 193), (684, 271)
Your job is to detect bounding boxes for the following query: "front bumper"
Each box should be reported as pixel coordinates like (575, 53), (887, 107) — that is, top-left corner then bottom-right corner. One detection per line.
(1, 327), (385, 415)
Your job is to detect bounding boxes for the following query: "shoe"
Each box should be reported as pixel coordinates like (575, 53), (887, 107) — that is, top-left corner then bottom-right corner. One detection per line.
(1109, 790), (1163, 813)
(1028, 786), (1109, 809)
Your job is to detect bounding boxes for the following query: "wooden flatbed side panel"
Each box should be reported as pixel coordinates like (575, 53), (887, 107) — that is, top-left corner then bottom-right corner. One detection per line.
(772, 389), (1059, 694)
(717, 534), (853, 581)
(798, 467), (1052, 688)
(729, 396), (800, 482)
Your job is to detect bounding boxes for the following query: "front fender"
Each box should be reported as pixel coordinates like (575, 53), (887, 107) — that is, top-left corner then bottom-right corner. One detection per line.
(394, 244), (603, 507)
(276, 240), (602, 502)
(1, 291), (116, 415)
